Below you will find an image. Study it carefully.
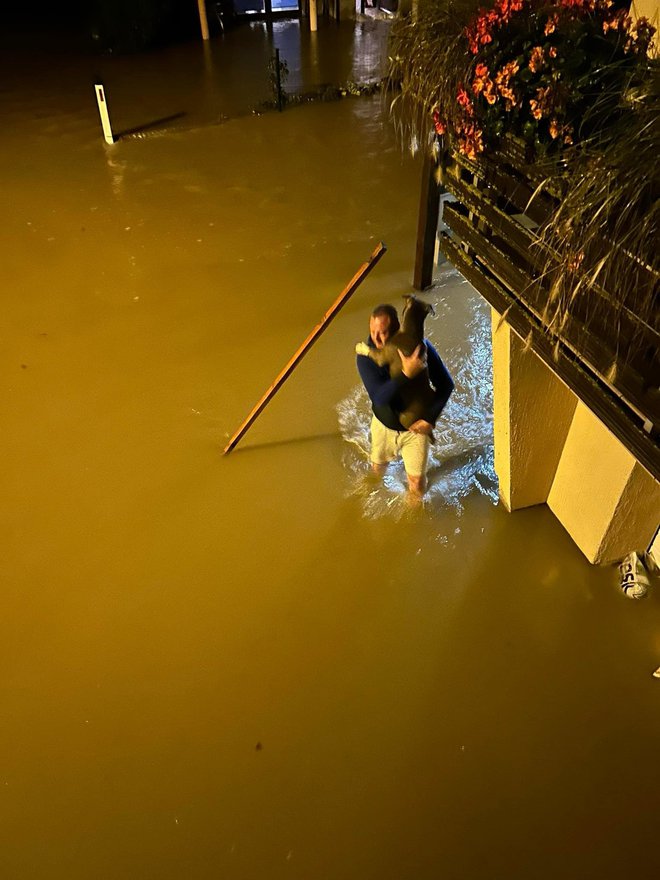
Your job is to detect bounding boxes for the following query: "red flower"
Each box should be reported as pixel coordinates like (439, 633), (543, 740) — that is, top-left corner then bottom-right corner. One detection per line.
(465, 7), (499, 54)
(495, 0), (525, 23)
(432, 110), (447, 135)
(451, 0), (652, 155)
(457, 86), (475, 116)
(472, 63), (492, 94)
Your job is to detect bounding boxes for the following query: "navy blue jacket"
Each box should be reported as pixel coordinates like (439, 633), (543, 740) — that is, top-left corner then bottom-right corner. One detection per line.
(356, 338), (454, 431)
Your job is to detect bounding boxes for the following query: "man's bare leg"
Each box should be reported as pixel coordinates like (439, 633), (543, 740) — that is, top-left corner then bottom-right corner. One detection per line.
(406, 473), (426, 496)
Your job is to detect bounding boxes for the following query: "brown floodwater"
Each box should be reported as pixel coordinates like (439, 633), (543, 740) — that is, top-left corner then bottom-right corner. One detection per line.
(2, 18), (660, 880)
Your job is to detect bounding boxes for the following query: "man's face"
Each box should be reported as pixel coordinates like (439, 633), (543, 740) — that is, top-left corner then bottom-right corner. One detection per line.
(369, 315), (391, 350)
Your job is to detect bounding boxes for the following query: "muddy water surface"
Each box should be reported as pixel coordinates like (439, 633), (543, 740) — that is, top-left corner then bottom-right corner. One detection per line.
(2, 20), (660, 880)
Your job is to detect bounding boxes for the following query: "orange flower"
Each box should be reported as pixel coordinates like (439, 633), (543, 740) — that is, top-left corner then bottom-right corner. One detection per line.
(544, 13), (559, 35)
(528, 46), (545, 72)
(458, 121), (484, 159)
(530, 85), (553, 119)
(561, 0), (597, 10)
(495, 60), (519, 108)
(484, 83), (498, 105)
(602, 9), (631, 33)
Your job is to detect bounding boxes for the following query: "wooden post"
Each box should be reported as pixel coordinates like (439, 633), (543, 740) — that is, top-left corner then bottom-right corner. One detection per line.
(413, 150), (441, 290)
(197, 0), (210, 40)
(223, 242), (387, 455)
(310, 0), (318, 31)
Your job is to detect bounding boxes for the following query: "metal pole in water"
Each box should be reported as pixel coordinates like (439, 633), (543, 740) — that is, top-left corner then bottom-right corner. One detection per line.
(94, 83), (115, 144)
(275, 48), (283, 112)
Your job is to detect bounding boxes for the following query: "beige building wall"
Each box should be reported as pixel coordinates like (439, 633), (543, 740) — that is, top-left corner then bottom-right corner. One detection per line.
(491, 311), (577, 511)
(547, 404), (660, 564)
(631, 0), (659, 23)
(491, 312), (660, 564)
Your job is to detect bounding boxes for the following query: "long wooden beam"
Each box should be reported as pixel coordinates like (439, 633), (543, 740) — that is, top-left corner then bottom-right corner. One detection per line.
(223, 242), (387, 455)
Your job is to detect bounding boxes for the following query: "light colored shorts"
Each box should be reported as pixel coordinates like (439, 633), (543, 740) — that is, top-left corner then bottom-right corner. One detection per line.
(369, 415), (430, 478)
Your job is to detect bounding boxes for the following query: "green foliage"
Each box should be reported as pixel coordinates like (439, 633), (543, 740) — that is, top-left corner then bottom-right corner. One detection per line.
(389, 0), (659, 370)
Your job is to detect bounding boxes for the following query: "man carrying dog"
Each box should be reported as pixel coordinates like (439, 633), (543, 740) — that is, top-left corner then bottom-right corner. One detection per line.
(356, 303), (454, 496)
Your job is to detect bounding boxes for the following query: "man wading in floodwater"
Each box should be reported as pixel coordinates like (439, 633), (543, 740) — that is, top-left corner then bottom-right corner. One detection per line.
(356, 303), (454, 497)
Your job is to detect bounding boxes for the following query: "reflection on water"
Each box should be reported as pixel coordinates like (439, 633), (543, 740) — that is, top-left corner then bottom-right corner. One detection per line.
(3, 19), (659, 880)
(338, 267), (498, 519)
(0, 17), (391, 144)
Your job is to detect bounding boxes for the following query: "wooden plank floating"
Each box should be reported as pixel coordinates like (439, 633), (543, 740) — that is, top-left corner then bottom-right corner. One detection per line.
(223, 242), (387, 455)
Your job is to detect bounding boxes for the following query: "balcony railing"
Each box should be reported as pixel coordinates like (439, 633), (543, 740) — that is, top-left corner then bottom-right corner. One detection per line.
(435, 139), (660, 481)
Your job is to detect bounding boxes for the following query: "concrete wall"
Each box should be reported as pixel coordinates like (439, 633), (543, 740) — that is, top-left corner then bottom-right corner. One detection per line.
(491, 312), (577, 511)
(491, 309), (660, 564)
(548, 404), (660, 563)
(631, 0), (659, 23)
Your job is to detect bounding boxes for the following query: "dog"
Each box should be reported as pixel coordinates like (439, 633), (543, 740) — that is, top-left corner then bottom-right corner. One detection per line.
(356, 295), (436, 433)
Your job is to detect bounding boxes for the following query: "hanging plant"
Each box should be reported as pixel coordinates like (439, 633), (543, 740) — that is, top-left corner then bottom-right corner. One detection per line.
(390, 0), (656, 158)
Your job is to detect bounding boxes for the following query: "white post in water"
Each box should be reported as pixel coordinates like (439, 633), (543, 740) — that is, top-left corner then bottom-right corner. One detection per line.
(309, 0), (318, 31)
(94, 83), (114, 144)
(197, 0), (210, 40)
